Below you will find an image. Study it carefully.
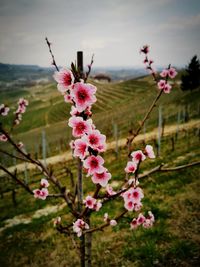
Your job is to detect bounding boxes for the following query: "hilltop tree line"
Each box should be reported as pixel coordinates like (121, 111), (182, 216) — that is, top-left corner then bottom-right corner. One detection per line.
(181, 55), (200, 91)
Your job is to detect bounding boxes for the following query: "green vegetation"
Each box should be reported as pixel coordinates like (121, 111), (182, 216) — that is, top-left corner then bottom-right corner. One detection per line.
(0, 128), (199, 266)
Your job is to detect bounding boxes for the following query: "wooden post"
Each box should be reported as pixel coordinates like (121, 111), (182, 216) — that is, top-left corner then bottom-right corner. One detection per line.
(175, 109), (181, 140)
(42, 130), (47, 166)
(113, 123), (119, 158)
(157, 105), (162, 157)
(77, 51), (86, 267)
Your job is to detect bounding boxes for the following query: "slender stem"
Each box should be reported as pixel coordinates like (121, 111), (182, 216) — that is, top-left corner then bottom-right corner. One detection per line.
(0, 165), (33, 194)
(127, 90), (163, 154)
(85, 217), (92, 267)
(45, 37), (59, 71)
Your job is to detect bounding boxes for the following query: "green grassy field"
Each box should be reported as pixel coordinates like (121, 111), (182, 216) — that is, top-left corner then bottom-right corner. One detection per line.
(0, 74), (200, 266)
(0, 126), (199, 267)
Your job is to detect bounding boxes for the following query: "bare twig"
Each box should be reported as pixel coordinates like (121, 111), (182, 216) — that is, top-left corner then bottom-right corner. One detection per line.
(0, 165), (33, 194)
(45, 37), (59, 72)
(84, 54), (94, 83)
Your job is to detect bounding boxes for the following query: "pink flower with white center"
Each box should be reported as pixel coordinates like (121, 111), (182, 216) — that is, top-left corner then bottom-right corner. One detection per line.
(168, 67), (177, 79)
(104, 213), (109, 222)
(73, 138), (88, 159)
(64, 94), (73, 103)
(83, 196), (96, 209)
(106, 184), (116, 196)
(110, 220), (117, 226)
(145, 145), (155, 159)
(137, 213), (146, 225)
(0, 134), (7, 142)
(130, 218), (138, 229)
(70, 106), (80, 116)
(92, 168), (111, 187)
(131, 150), (146, 163)
(140, 45), (149, 54)
(163, 83), (172, 94)
(53, 216), (61, 226)
(33, 188), (48, 200)
(0, 104), (9, 116)
(157, 79), (166, 90)
(93, 200), (102, 211)
(123, 187), (144, 204)
(73, 219), (89, 237)
(41, 178), (49, 188)
(71, 82), (97, 112)
(160, 69), (168, 78)
(124, 161), (137, 173)
(53, 68), (74, 93)
(83, 129), (106, 151)
(83, 155), (104, 175)
(68, 116), (92, 137)
(143, 219), (153, 229)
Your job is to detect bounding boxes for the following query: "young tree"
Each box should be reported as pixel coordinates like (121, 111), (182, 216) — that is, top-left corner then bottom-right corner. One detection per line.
(181, 55), (200, 91)
(0, 42), (199, 267)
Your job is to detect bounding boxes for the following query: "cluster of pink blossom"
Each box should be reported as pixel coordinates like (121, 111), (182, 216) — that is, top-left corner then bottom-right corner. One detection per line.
(103, 213), (117, 226)
(123, 145), (156, 227)
(14, 98), (29, 125)
(0, 104), (10, 116)
(73, 219), (89, 237)
(140, 45), (177, 93)
(53, 216), (61, 227)
(53, 69), (111, 189)
(83, 195), (102, 211)
(33, 178), (49, 200)
(130, 211), (155, 230)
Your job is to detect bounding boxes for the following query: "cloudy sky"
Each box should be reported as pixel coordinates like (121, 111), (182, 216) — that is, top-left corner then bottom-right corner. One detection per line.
(0, 0), (199, 68)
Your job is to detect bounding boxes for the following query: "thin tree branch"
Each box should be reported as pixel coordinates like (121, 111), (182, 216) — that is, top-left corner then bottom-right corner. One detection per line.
(84, 54), (94, 83)
(0, 165), (33, 195)
(45, 37), (59, 72)
(0, 148), (31, 163)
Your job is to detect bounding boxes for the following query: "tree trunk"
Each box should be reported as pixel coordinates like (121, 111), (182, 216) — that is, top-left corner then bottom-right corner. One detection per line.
(85, 217), (92, 267)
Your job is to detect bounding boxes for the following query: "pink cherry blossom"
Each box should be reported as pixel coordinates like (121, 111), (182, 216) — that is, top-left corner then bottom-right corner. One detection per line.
(106, 184), (116, 196)
(69, 140), (75, 150)
(137, 213), (146, 225)
(124, 200), (135, 211)
(53, 68), (74, 93)
(163, 83), (172, 94)
(83, 155), (104, 175)
(73, 138), (88, 159)
(64, 94), (73, 103)
(71, 82), (97, 112)
(83, 196), (96, 209)
(0, 104), (9, 116)
(143, 219), (153, 228)
(131, 150), (146, 163)
(110, 220), (117, 226)
(83, 129), (106, 152)
(157, 79), (166, 90)
(147, 211), (155, 223)
(41, 178), (49, 188)
(130, 218), (138, 229)
(168, 67), (177, 79)
(73, 219), (89, 237)
(145, 145), (155, 158)
(18, 98), (29, 107)
(124, 161), (137, 173)
(0, 134), (7, 142)
(91, 168), (111, 187)
(68, 116), (92, 137)
(160, 69), (168, 78)
(33, 188), (48, 200)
